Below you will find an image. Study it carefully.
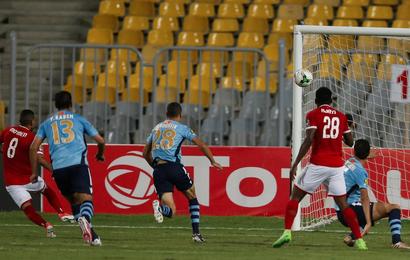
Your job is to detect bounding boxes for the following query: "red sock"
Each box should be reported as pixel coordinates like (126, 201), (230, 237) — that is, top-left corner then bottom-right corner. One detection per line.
(342, 207), (362, 239)
(284, 199), (299, 229)
(43, 187), (63, 214)
(23, 205), (47, 227)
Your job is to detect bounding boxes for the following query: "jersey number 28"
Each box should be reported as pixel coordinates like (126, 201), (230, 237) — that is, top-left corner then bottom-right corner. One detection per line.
(322, 116), (339, 139)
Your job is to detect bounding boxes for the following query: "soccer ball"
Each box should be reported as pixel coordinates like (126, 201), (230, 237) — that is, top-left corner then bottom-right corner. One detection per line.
(294, 69), (313, 87)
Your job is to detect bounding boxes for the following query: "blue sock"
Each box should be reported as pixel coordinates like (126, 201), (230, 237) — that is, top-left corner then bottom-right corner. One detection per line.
(389, 208), (402, 244)
(80, 200), (94, 223)
(71, 204), (81, 221)
(160, 205), (173, 218)
(189, 198), (200, 234)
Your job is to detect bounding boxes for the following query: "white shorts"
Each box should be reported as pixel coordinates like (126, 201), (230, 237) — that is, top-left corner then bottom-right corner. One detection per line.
(295, 164), (346, 196)
(6, 176), (46, 208)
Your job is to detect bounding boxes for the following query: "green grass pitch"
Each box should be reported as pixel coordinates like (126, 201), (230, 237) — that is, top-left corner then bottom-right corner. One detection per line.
(0, 212), (409, 259)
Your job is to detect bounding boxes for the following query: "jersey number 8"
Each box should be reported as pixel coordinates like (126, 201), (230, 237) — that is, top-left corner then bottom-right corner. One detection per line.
(323, 116), (339, 139)
(7, 137), (19, 159)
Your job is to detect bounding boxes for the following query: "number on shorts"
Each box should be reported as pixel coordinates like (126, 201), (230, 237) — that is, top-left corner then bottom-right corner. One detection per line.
(51, 120), (75, 144)
(322, 116), (339, 139)
(7, 137), (19, 158)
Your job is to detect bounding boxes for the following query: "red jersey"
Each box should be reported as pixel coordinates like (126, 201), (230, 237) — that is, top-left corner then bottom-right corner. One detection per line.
(306, 104), (350, 167)
(0, 126), (42, 186)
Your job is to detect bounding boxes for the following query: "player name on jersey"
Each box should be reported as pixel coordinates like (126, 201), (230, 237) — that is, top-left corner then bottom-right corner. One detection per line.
(49, 113), (74, 122)
(8, 127), (28, 138)
(320, 108), (337, 115)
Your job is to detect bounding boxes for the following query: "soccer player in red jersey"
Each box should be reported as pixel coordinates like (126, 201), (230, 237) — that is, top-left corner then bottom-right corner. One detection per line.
(272, 87), (368, 250)
(0, 110), (73, 237)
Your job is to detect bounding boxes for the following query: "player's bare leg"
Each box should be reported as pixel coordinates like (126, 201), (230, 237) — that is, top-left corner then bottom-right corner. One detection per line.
(153, 192), (175, 223)
(183, 186), (204, 243)
(21, 201), (55, 238)
(334, 196), (367, 250)
(272, 185), (307, 248)
(73, 192), (101, 246)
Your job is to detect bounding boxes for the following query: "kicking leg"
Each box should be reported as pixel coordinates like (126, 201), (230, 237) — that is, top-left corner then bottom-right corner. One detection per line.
(42, 185), (74, 222)
(21, 201), (55, 238)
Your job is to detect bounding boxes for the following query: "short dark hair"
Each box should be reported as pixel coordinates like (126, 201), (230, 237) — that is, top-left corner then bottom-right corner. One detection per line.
(166, 102), (182, 118)
(315, 87), (332, 106)
(19, 109), (35, 126)
(354, 139), (371, 160)
(54, 91), (72, 110)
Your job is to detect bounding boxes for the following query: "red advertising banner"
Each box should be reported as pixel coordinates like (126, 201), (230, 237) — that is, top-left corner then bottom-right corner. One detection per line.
(42, 145), (292, 216)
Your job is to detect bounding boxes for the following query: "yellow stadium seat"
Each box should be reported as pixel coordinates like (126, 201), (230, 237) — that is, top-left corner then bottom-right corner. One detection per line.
(250, 77), (277, 93)
(242, 18), (269, 35)
(64, 85), (86, 104)
(106, 60), (131, 76)
(218, 3), (245, 19)
(254, 0), (280, 4)
(158, 74), (186, 93)
(332, 19), (358, 26)
(212, 18), (239, 32)
(92, 15), (119, 33)
(183, 16), (209, 33)
(272, 19), (298, 33)
(366, 6), (393, 20)
(277, 5), (304, 20)
(247, 4), (274, 19)
(92, 86), (116, 105)
(358, 36), (385, 51)
(159, 2), (185, 17)
(117, 30), (144, 48)
(185, 88), (210, 107)
(381, 54), (406, 64)
(284, 0), (310, 4)
(402, 0), (410, 4)
(202, 50), (229, 65)
(304, 18), (328, 25)
(166, 60), (193, 79)
(66, 74), (94, 89)
(372, 0), (398, 5)
(286, 63), (293, 78)
(99, 0), (125, 17)
(190, 75), (217, 92)
(207, 32), (235, 46)
(80, 48), (107, 63)
(328, 35), (355, 49)
(257, 61), (279, 78)
(303, 34), (325, 50)
(351, 53), (379, 66)
(336, 6), (364, 19)
(227, 61), (253, 79)
(397, 5), (410, 20)
(319, 54), (348, 81)
(110, 48), (139, 63)
(225, 0), (250, 3)
(98, 72), (125, 92)
(268, 33), (292, 49)
(121, 85), (149, 105)
(393, 20), (410, 28)
(388, 38), (408, 52)
(166, 0), (190, 3)
(153, 17), (180, 31)
(362, 20), (388, 27)
(307, 4), (334, 20)
(87, 28), (113, 44)
(220, 77), (244, 91)
(196, 0), (221, 3)
(264, 43), (289, 64)
(196, 63), (224, 78)
(178, 32), (205, 46)
(132, 65), (155, 92)
(346, 63), (375, 83)
(155, 85), (179, 103)
(314, 0), (340, 6)
(237, 32), (264, 48)
(343, 0), (369, 6)
(189, 3), (215, 17)
(129, 1), (156, 18)
(122, 16), (150, 31)
(74, 61), (100, 77)
(147, 30), (174, 46)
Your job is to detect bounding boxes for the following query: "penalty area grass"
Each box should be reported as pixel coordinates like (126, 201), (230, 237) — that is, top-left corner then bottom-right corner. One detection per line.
(0, 212), (409, 259)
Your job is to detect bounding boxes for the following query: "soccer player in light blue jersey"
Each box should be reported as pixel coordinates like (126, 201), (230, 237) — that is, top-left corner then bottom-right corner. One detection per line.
(30, 91), (105, 246)
(143, 102), (222, 243)
(336, 139), (410, 249)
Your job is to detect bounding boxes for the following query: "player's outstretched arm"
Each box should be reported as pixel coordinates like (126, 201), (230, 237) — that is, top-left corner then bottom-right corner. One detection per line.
(93, 134), (105, 161)
(290, 128), (315, 180)
(343, 132), (354, 147)
(143, 142), (153, 167)
(30, 137), (43, 182)
(192, 137), (222, 170)
(360, 188), (372, 236)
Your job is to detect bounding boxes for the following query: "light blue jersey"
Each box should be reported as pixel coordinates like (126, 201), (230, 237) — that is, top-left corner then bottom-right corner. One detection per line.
(344, 157), (369, 205)
(147, 120), (197, 163)
(36, 110), (98, 170)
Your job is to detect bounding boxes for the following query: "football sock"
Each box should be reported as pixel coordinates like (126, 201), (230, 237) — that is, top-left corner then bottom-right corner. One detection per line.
(23, 205), (47, 228)
(42, 187), (64, 214)
(342, 207), (362, 239)
(284, 199), (299, 229)
(71, 204), (81, 221)
(160, 205), (173, 218)
(189, 198), (200, 234)
(80, 200), (94, 223)
(91, 227), (99, 240)
(388, 208), (401, 244)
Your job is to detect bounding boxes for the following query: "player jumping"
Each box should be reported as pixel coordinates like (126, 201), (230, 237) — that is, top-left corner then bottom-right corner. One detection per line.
(143, 102), (222, 243)
(336, 139), (410, 249)
(0, 109), (73, 238)
(272, 87), (368, 250)
(30, 91), (105, 246)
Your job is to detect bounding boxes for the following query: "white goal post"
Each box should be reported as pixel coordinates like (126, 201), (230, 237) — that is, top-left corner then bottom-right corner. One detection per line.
(292, 26), (410, 231)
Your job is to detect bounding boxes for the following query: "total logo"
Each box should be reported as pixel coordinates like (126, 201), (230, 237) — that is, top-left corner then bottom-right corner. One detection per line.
(105, 152), (288, 209)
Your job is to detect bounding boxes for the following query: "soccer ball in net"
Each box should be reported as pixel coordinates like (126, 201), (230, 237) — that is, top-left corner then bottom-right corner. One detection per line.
(294, 69), (313, 87)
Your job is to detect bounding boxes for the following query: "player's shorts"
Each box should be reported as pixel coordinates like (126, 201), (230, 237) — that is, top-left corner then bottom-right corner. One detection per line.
(153, 162), (193, 198)
(52, 164), (93, 197)
(6, 176), (46, 208)
(294, 163), (346, 196)
(336, 202), (375, 229)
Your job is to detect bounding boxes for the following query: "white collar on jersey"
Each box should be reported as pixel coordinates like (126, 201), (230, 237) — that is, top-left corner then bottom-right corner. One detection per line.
(18, 125), (30, 130)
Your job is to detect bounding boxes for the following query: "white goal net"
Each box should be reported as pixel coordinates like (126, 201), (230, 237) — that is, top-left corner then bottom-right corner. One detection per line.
(292, 26), (410, 230)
